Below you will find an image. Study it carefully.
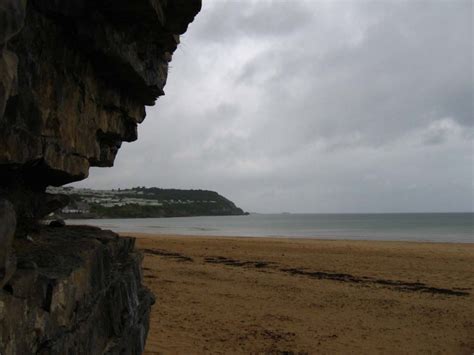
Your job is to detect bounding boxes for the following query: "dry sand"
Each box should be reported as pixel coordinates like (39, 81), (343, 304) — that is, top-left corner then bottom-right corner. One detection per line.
(129, 234), (474, 354)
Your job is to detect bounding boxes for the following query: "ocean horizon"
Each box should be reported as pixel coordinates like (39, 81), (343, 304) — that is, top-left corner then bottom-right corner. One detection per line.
(67, 212), (473, 243)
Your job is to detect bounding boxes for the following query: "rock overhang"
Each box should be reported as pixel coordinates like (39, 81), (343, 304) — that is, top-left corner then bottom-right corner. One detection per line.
(0, 0), (201, 222)
(0, 0), (201, 187)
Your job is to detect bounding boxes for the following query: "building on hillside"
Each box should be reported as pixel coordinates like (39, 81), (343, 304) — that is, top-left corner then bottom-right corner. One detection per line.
(62, 201), (90, 214)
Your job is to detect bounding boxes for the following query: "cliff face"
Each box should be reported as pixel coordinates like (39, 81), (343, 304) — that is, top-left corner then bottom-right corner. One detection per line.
(0, 0), (201, 221)
(1, 226), (155, 354)
(0, 0), (201, 353)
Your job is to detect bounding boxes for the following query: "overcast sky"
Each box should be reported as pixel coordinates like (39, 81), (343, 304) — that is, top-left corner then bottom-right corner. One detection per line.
(73, 0), (473, 213)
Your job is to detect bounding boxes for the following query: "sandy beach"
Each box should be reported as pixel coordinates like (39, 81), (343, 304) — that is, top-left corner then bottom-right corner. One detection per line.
(130, 234), (474, 354)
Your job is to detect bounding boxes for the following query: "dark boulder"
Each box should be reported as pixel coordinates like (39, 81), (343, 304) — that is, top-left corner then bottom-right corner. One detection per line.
(49, 218), (65, 227)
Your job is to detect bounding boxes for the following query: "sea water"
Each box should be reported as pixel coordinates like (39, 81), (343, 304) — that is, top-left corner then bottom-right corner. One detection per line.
(67, 213), (473, 243)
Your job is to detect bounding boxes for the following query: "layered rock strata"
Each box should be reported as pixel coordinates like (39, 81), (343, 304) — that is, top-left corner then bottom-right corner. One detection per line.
(0, 0), (200, 353)
(0, 0), (201, 221)
(0, 226), (155, 354)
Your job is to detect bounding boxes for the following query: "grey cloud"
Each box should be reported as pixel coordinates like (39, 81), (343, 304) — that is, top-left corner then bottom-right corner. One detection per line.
(73, 0), (473, 213)
(230, 0), (473, 154)
(194, 0), (313, 43)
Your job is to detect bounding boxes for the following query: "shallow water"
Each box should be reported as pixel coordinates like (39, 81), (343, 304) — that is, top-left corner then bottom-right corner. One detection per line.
(66, 213), (473, 243)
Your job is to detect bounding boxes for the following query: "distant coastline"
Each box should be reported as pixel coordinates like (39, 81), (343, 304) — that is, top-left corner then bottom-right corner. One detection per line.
(47, 186), (248, 219)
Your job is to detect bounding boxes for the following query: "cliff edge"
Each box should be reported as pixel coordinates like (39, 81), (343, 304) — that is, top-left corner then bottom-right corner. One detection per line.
(0, 0), (201, 223)
(0, 0), (201, 353)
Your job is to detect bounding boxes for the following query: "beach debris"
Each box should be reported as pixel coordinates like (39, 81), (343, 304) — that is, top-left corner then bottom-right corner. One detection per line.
(143, 248), (193, 262)
(201, 251), (469, 297)
(205, 256), (275, 268)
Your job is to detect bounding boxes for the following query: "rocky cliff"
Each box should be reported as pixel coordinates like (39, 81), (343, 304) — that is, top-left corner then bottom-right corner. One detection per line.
(0, 0), (201, 353)
(0, 0), (201, 222)
(1, 226), (155, 354)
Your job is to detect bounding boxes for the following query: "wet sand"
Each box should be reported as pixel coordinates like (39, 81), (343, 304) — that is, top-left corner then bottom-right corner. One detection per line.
(130, 234), (474, 354)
